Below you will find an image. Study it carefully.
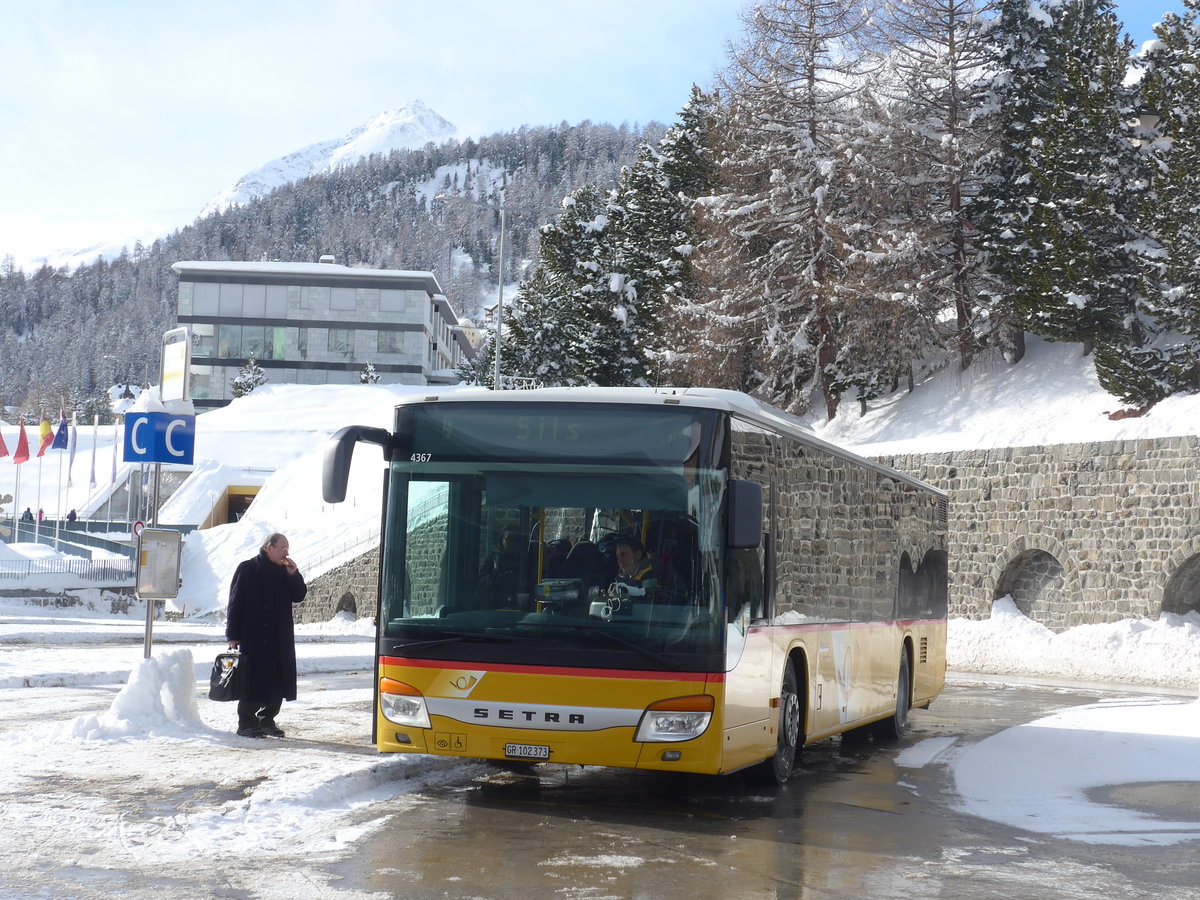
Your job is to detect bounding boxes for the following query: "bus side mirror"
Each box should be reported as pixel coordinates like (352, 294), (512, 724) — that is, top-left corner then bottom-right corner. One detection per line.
(322, 425), (391, 503)
(728, 479), (762, 549)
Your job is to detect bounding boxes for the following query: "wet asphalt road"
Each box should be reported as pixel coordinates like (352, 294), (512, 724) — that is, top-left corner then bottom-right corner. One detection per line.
(326, 680), (1200, 900)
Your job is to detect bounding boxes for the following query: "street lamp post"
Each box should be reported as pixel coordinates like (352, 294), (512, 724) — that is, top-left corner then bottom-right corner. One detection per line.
(435, 194), (560, 390)
(493, 207), (506, 390)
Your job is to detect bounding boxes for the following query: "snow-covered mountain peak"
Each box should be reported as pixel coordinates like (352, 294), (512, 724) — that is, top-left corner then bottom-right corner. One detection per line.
(327, 101), (457, 169)
(202, 100), (458, 216)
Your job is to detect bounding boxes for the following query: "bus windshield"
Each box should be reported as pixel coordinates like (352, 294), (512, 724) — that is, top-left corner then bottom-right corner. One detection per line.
(379, 404), (728, 672)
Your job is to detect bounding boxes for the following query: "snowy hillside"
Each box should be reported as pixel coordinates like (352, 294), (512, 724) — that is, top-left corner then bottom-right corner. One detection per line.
(803, 336), (1200, 455)
(201, 100), (458, 215)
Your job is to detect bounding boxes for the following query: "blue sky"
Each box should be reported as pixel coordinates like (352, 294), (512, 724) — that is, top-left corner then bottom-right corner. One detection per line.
(0, 0), (1185, 269)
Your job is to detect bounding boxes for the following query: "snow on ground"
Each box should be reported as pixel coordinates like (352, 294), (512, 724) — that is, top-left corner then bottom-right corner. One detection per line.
(945, 696), (1200, 846)
(0, 598), (472, 896)
(0, 591), (1197, 869)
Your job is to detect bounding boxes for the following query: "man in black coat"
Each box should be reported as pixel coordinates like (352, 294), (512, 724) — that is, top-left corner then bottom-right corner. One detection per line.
(225, 533), (307, 738)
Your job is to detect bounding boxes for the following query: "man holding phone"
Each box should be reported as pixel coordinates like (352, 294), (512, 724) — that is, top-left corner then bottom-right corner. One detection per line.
(225, 532), (308, 738)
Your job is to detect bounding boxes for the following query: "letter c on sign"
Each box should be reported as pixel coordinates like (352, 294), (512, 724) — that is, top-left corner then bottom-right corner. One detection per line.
(130, 416), (149, 455)
(165, 419), (185, 457)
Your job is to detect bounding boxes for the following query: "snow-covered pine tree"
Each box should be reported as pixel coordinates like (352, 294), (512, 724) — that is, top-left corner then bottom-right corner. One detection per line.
(605, 101), (708, 385)
(659, 85), (715, 199)
(1117, 1), (1200, 403)
(359, 362), (380, 384)
(866, 0), (994, 375)
(499, 187), (621, 386)
(503, 178), (687, 388)
(231, 355), (267, 398)
(972, 0), (1159, 367)
(823, 83), (948, 412)
(501, 268), (584, 385)
(648, 86), (725, 386)
(549, 185), (645, 386)
(711, 0), (871, 418)
(1141, 2), (1200, 336)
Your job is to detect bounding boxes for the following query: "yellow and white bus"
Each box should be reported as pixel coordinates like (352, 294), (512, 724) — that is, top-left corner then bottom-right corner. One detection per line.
(322, 387), (947, 783)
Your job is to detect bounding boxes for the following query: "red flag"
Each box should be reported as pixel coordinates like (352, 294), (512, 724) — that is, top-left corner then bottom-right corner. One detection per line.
(13, 421), (30, 464)
(0, 427), (8, 458)
(37, 419), (53, 457)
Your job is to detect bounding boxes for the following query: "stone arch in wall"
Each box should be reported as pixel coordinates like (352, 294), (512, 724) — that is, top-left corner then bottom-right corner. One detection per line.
(993, 535), (1076, 631)
(335, 592), (357, 616)
(1161, 537), (1200, 616)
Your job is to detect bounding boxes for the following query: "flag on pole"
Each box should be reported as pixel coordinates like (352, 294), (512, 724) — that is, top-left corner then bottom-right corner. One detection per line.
(37, 419), (53, 457)
(67, 413), (79, 487)
(51, 410), (69, 450)
(0, 427), (8, 458)
(13, 421), (30, 464)
(89, 415), (98, 489)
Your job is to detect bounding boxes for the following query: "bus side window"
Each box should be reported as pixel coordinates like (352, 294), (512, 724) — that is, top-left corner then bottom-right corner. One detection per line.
(727, 545), (764, 623)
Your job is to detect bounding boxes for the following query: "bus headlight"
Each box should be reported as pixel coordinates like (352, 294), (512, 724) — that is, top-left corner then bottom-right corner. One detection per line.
(635, 695), (714, 742)
(380, 678), (431, 728)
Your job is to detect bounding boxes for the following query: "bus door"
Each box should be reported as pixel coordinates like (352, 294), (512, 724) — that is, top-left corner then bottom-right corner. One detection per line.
(720, 497), (775, 769)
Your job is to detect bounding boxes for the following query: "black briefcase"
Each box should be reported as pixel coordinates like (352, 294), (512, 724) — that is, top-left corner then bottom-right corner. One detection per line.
(208, 651), (243, 702)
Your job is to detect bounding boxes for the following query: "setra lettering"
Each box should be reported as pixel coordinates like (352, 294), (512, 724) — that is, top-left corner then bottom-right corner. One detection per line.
(472, 707), (586, 725)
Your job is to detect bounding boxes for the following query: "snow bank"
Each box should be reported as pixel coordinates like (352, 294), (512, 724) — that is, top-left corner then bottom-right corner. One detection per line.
(949, 596), (1200, 691)
(62, 649), (206, 739)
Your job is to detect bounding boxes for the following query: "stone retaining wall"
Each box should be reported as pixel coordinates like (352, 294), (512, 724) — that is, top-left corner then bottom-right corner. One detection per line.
(300, 547), (379, 624)
(878, 435), (1200, 630)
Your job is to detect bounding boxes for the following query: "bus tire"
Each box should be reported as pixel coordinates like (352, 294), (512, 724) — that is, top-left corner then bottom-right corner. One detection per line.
(745, 659), (802, 786)
(871, 650), (911, 741)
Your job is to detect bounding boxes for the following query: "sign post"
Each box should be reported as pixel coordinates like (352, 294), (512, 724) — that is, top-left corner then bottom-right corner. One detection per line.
(136, 526), (182, 657)
(122, 412), (196, 468)
(121, 329), (195, 655)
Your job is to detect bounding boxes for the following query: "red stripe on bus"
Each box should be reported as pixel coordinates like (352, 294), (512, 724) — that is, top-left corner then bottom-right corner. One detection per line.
(378, 656), (720, 682)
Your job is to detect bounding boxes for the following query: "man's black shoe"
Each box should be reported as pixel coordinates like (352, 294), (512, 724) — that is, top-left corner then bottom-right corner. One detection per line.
(259, 720), (285, 737)
(237, 725), (266, 738)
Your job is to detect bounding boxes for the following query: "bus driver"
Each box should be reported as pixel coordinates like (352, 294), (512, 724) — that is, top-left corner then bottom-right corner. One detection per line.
(613, 535), (657, 597)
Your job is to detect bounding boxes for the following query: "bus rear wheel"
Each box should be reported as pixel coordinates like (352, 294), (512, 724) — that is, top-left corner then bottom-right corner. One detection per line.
(871, 650), (911, 741)
(745, 659), (802, 786)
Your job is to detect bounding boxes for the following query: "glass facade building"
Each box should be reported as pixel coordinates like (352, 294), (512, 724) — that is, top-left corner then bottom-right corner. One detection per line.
(172, 259), (474, 407)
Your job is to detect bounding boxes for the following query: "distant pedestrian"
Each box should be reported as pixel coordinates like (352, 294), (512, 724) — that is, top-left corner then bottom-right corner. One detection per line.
(20, 508), (33, 523)
(224, 533), (307, 738)
(36, 508), (44, 522)
(66, 509), (77, 523)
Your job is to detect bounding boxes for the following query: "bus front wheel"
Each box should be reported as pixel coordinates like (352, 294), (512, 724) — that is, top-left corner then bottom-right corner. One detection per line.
(745, 659), (802, 786)
(871, 651), (911, 741)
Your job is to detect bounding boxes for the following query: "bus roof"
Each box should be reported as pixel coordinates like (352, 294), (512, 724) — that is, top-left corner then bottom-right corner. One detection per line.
(396, 386), (947, 499)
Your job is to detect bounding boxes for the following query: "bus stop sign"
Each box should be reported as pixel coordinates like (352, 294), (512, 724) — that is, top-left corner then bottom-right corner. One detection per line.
(123, 412), (196, 465)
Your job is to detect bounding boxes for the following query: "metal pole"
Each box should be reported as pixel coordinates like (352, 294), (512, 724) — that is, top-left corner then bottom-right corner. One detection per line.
(126, 465), (135, 526)
(151, 463), (161, 527)
(493, 207), (506, 390)
(143, 591), (154, 658)
(138, 529), (153, 658)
